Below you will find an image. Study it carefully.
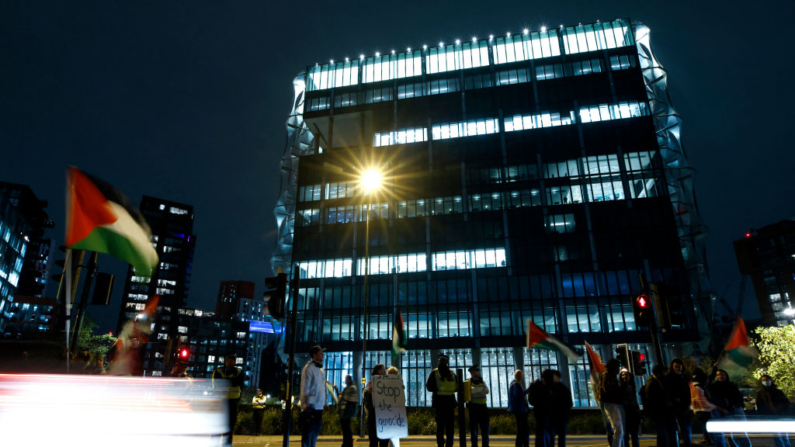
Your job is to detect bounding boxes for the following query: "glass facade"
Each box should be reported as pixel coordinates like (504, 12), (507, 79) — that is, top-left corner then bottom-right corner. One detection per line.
(0, 194), (30, 331)
(275, 18), (706, 407)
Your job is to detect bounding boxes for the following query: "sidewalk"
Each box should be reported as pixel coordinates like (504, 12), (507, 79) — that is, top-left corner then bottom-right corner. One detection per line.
(233, 434), (657, 444)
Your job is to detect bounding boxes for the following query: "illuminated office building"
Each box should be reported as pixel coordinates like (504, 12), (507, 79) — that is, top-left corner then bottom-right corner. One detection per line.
(216, 280), (282, 389)
(271, 19), (708, 406)
(116, 196), (196, 375)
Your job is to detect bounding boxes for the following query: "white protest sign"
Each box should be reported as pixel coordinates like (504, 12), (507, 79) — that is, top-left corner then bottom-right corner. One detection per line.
(372, 374), (408, 440)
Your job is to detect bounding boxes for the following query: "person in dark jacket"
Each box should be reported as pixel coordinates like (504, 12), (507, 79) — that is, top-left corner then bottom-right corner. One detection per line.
(600, 359), (625, 447)
(664, 358), (692, 447)
(755, 375), (791, 447)
(619, 369), (640, 447)
(708, 369), (751, 447)
(529, 369), (555, 447)
(550, 370), (573, 447)
(364, 364), (389, 447)
(508, 370), (530, 447)
(643, 364), (671, 447)
(426, 354), (458, 447)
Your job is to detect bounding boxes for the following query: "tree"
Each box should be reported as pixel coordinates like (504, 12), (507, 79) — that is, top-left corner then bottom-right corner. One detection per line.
(752, 325), (795, 401)
(76, 316), (117, 361)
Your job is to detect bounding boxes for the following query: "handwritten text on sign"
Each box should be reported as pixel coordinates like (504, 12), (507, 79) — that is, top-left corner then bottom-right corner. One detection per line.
(372, 374), (408, 440)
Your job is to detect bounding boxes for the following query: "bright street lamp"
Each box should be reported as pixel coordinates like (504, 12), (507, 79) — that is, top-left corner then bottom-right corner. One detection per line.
(361, 169), (383, 194)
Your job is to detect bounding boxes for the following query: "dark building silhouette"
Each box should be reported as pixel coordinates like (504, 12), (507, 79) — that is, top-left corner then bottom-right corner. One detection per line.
(160, 308), (249, 379)
(734, 220), (795, 327)
(216, 280), (256, 319)
(0, 182), (54, 300)
(215, 279), (281, 389)
(271, 19), (709, 407)
(115, 196), (196, 375)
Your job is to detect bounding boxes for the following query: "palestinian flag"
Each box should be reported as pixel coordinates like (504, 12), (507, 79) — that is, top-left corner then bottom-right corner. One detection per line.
(584, 341), (606, 390)
(526, 320), (581, 362)
(718, 317), (758, 377)
(66, 167), (159, 276)
(392, 309), (407, 366)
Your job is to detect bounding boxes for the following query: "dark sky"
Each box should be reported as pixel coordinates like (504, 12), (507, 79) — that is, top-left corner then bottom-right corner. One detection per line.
(3, 1), (794, 333)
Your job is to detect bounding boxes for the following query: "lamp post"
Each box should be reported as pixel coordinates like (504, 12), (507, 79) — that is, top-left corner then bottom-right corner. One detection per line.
(359, 168), (382, 438)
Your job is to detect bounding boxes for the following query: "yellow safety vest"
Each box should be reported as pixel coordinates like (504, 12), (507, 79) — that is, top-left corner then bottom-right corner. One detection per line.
(213, 367), (242, 399)
(468, 380), (488, 405)
(253, 397), (266, 410)
(434, 369), (457, 396)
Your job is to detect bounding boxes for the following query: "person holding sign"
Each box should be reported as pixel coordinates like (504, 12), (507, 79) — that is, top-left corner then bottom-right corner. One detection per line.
(426, 353), (458, 447)
(364, 364), (390, 447)
(337, 375), (359, 447)
(466, 365), (490, 447)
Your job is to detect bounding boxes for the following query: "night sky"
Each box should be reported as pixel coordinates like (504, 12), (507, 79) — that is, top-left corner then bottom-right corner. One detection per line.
(3, 1), (794, 333)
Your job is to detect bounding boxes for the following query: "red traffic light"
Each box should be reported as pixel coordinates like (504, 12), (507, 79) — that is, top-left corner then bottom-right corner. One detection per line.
(639, 353), (645, 362)
(637, 294), (649, 308)
(179, 348), (189, 359)
(745, 232), (751, 238)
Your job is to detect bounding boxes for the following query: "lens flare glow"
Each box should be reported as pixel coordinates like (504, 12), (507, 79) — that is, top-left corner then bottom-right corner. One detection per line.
(361, 170), (383, 194)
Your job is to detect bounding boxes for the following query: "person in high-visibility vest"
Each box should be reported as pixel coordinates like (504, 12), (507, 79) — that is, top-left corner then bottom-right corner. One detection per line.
(426, 353), (458, 447)
(252, 389), (268, 436)
(466, 365), (490, 447)
(213, 353), (243, 446)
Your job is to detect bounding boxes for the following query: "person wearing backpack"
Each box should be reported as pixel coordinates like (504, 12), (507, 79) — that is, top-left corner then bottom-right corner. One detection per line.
(337, 375), (358, 447)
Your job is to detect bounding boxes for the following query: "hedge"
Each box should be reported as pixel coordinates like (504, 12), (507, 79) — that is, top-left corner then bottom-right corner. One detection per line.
(234, 406), (655, 436)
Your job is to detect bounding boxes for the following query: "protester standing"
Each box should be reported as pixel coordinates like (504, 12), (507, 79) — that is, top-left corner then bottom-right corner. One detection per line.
(529, 369), (555, 447)
(550, 370), (572, 447)
(599, 359), (625, 447)
(213, 353), (244, 447)
(619, 369), (640, 447)
(690, 369), (725, 447)
(336, 375), (358, 447)
(466, 365), (490, 447)
(664, 359), (692, 447)
(709, 369), (751, 447)
(642, 364), (672, 447)
(426, 354), (458, 447)
(300, 345), (329, 447)
(364, 364), (389, 447)
(755, 375), (791, 447)
(252, 389), (267, 436)
(508, 370), (530, 447)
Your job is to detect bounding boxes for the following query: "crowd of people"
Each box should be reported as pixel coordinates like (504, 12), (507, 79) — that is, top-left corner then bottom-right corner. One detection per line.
(292, 348), (792, 447)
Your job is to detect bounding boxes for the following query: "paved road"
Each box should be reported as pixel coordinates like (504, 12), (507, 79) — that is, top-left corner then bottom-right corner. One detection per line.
(233, 435), (791, 447)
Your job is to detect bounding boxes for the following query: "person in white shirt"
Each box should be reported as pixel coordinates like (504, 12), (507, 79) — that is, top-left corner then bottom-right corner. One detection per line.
(300, 345), (328, 447)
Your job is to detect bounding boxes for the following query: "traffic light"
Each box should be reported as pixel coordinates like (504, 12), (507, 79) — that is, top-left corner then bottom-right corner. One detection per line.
(633, 293), (654, 327)
(615, 343), (630, 369)
(263, 273), (288, 319)
(631, 350), (646, 376)
(652, 283), (685, 332)
(176, 346), (190, 363)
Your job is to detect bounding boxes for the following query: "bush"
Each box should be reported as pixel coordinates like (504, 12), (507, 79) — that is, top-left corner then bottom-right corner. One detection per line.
(235, 405), (633, 436)
(489, 413), (517, 435)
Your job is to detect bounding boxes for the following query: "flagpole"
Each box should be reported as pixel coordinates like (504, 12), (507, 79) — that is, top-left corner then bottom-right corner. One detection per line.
(65, 248), (72, 374)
